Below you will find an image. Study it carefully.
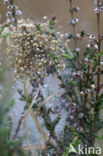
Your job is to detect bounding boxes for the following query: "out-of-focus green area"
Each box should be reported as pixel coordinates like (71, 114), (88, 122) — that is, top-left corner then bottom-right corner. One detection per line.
(0, 39), (25, 156)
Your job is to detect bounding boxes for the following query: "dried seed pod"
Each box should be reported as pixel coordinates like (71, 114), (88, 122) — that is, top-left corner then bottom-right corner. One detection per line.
(8, 19), (65, 83)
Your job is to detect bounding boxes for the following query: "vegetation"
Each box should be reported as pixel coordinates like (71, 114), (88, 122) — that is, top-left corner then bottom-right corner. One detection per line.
(0, 0), (103, 155)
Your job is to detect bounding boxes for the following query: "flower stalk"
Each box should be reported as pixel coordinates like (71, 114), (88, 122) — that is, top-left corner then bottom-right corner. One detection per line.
(69, 0), (77, 49)
(93, 0), (102, 145)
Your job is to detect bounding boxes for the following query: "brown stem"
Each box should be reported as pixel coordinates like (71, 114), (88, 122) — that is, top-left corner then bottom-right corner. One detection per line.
(69, 0), (77, 48)
(93, 0), (101, 145)
(13, 112), (25, 140)
(43, 105), (62, 153)
(68, 0), (81, 68)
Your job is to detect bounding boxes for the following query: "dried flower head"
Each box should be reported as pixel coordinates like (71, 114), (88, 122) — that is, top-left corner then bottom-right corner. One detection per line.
(7, 19), (65, 83)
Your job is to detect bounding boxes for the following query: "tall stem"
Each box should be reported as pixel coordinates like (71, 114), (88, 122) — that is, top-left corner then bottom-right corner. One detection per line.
(93, 0), (101, 145)
(96, 0), (101, 100)
(69, 0), (77, 49)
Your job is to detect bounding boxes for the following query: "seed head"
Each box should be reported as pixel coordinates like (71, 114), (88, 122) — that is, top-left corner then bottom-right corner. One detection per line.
(8, 19), (65, 83)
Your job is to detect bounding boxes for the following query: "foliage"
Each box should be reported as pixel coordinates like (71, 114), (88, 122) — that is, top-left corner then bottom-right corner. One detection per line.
(1, 0), (103, 156)
(0, 3), (25, 155)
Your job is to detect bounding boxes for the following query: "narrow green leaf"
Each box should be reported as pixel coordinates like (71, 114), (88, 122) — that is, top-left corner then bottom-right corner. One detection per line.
(0, 33), (11, 39)
(50, 52), (58, 60)
(62, 48), (75, 59)
(8, 99), (15, 108)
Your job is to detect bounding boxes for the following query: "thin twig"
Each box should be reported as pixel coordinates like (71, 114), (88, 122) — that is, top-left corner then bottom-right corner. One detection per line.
(69, 0), (77, 48)
(13, 112), (25, 140)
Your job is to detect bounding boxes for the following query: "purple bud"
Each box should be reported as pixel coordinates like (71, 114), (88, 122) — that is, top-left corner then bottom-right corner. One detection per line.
(71, 18), (79, 25)
(90, 84), (95, 89)
(79, 113), (84, 118)
(6, 11), (12, 17)
(4, 0), (9, 5)
(80, 91), (85, 96)
(16, 10), (22, 16)
(88, 34), (95, 40)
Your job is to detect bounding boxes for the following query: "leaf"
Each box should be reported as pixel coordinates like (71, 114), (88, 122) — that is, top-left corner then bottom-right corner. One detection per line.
(49, 21), (55, 29)
(36, 24), (42, 31)
(52, 116), (61, 130)
(62, 48), (75, 59)
(50, 52), (58, 60)
(63, 147), (71, 156)
(93, 57), (98, 71)
(49, 29), (54, 34)
(37, 149), (42, 156)
(8, 99), (15, 108)
(0, 33), (11, 39)
(82, 64), (88, 71)
(97, 50), (103, 57)
(17, 89), (23, 95)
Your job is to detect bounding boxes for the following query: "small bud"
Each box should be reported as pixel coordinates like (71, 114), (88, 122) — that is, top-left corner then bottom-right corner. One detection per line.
(4, 0), (9, 5)
(11, 17), (15, 22)
(79, 113), (84, 118)
(100, 6), (103, 12)
(7, 5), (16, 9)
(100, 62), (103, 66)
(71, 18), (79, 25)
(87, 44), (91, 48)
(80, 91), (85, 96)
(76, 33), (81, 39)
(51, 16), (56, 21)
(70, 115), (74, 120)
(75, 6), (80, 12)
(6, 11), (12, 17)
(75, 48), (80, 53)
(16, 10), (22, 16)
(91, 84), (95, 89)
(6, 18), (11, 23)
(65, 33), (72, 39)
(43, 16), (47, 20)
(86, 89), (91, 93)
(84, 57), (89, 63)
(94, 44), (98, 50)
(89, 59), (93, 63)
(72, 103), (77, 107)
(88, 34), (95, 40)
(77, 71), (82, 77)
(94, 7), (100, 14)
